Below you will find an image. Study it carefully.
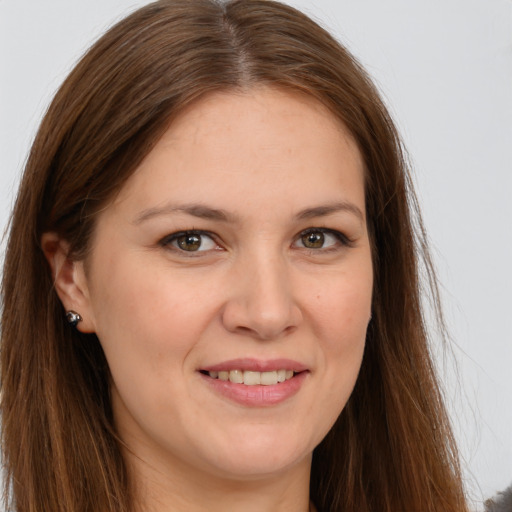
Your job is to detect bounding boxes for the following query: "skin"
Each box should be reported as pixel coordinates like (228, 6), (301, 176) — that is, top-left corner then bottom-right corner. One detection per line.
(43, 87), (373, 512)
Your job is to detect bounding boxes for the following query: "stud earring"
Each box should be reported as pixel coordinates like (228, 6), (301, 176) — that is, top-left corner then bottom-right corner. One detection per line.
(66, 310), (82, 327)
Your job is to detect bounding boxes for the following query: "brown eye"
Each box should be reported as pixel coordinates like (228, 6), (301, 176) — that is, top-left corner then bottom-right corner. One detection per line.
(294, 229), (348, 251)
(177, 234), (202, 251)
(161, 230), (218, 254)
(301, 231), (325, 248)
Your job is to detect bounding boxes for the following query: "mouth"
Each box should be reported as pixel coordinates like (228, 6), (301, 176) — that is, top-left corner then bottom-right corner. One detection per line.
(198, 359), (308, 406)
(200, 369), (297, 386)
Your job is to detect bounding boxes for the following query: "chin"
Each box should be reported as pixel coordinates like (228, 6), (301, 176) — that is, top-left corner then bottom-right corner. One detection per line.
(195, 426), (315, 479)
(209, 451), (311, 481)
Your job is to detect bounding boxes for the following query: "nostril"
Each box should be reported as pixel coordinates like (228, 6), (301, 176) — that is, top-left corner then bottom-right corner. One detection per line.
(220, 282), (303, 340)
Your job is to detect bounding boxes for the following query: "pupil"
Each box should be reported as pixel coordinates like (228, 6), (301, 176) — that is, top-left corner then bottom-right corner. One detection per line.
(303, 232), (324, 248)
(178, 234), (201, 251)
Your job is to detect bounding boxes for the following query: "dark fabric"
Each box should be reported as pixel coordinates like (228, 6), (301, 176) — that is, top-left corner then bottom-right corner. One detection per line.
(485, 484), (512, 512)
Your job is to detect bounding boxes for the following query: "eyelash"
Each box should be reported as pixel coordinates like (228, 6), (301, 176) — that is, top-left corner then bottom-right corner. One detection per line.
(296, 227), (353, 253)
(159, 227), (353, 255)
(159, 230), (219, 255)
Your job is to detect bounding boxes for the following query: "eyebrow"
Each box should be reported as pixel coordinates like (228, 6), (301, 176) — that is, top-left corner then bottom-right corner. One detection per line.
(134, 201), (364, 224)
(295, 202), (364, 222)
(134, 203), (238, 224)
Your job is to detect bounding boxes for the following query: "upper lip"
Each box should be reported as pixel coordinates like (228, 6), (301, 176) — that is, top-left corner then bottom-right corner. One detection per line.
(200, 358), (308, 373)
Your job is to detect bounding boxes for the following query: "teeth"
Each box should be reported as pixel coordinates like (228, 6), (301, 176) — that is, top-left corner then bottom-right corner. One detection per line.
(229, 369), (244, 384)
(243, 371), (261, 385)
(260, 371), (277, 385)
(208, 369), (296, 385)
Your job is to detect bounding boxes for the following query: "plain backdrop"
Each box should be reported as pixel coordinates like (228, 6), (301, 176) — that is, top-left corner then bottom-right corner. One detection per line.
(1, 1), (511, 510)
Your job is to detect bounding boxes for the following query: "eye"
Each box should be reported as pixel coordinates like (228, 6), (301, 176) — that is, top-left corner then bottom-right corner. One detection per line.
(162, 231), (218, 252)
(301, 231), (327, 249)
(294, 228), (348, 250)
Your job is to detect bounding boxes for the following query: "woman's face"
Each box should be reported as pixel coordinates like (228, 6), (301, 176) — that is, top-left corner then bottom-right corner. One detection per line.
(76, 88), (373, 482)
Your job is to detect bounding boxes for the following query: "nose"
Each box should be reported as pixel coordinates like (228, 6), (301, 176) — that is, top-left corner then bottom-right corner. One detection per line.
(221, 253), (303, 340)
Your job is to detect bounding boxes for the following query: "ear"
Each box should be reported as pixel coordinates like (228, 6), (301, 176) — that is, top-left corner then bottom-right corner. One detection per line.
(41, 232), (96, 333)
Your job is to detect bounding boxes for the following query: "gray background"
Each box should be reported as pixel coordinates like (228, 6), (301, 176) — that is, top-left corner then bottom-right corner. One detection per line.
(1, 1), (511, 510)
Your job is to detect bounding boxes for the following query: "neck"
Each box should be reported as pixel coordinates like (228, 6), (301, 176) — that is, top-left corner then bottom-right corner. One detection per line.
(127, 449), (313, 512)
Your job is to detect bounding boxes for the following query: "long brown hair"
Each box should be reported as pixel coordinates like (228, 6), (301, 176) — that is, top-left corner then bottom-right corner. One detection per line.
(1, 1), (468, 510)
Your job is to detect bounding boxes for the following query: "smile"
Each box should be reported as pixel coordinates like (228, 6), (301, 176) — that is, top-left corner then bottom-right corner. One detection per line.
(199, 360), (308, 406)
(207, 369), (295, 386)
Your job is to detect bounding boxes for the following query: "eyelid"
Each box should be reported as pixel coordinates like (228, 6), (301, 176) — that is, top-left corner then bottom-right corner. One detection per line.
(159, 230), (221, 253)
(295, 227), (353, 248)
(292, 227), (354, 256)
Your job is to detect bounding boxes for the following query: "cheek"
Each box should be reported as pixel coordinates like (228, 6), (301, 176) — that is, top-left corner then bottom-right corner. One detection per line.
(87, 258), (220, 424)
(93, 251), (200, 327)
(306, 266), (372, 405)
(309, 265), (372, 342)
(87, 255), (221, 380)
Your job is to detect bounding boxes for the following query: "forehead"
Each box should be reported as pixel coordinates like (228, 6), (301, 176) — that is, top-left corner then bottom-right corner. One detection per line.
(108, 86), (366, 220)
(161, 86), (359, 165)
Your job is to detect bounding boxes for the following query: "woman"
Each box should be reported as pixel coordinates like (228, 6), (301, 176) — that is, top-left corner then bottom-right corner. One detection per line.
(1, 0), (469, 511)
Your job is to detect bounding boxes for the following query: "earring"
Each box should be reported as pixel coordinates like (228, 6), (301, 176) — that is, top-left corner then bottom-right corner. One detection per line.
(66, 310), (82, 327)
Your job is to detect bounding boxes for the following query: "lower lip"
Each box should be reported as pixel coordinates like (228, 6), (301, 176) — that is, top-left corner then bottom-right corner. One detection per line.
(200, 371), (308, 407)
